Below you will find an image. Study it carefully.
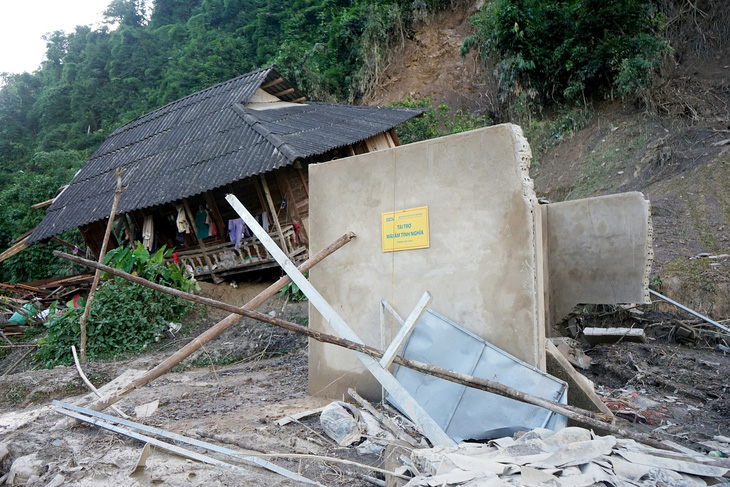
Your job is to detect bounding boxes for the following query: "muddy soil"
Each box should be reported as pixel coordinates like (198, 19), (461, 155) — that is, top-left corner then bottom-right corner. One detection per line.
(1, 280), (729, 486)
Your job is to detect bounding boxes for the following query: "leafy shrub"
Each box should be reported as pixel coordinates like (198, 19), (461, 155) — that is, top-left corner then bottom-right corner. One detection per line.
(35, 244), (199, 367)
(462, 0), (670, 111)
(390, 97), (492, 144)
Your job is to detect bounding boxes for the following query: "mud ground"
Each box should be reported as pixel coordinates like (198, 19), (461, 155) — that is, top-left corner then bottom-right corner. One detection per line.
(1, 280), (729, 486)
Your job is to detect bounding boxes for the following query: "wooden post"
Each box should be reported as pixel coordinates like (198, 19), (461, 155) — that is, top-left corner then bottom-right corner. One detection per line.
(182, 199), (221, 284)
(258, 174), (291, 255)
(78, 168), (126, 362)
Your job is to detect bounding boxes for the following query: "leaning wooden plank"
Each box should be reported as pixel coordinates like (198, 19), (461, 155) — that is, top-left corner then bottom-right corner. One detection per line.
(226, 193), (456, 448)
(379, 293), (431, 369)
(583, 327), (646, 345)
(53, 402), (322, 485)
(0, 236), (30, 264)
(55, 250), (682, 451)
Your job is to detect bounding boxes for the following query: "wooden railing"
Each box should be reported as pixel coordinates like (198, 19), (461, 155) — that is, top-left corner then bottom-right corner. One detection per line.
(169, 224), (305, 279)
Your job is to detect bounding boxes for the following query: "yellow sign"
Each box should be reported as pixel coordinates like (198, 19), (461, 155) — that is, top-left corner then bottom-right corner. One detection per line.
(382, 206), (430, 252)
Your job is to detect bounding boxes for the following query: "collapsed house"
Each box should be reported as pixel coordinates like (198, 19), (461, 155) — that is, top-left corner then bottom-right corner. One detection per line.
(26, 65), (423, 282)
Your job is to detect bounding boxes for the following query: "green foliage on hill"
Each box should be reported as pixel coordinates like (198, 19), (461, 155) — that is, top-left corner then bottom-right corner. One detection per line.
(462, 0), (670, 117)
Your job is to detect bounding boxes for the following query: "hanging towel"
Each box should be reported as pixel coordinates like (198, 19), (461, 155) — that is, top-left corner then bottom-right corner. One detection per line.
(205, 211), (218, 237)
(228, 218), (244, 249)
(176, 205), (191, 234)
(196, 210), (209, 239)
(142, 215), (154, 250)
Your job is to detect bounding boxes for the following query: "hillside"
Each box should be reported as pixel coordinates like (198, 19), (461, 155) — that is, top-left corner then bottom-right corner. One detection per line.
(365, 1), (730, 318)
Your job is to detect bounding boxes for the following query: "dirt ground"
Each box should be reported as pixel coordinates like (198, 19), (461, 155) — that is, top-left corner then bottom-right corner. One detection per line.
(1, 280), (729, 486)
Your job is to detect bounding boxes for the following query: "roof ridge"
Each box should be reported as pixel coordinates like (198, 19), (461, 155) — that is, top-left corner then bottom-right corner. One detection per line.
(232, 103), (299, 162)
(102, 65), (274, 144)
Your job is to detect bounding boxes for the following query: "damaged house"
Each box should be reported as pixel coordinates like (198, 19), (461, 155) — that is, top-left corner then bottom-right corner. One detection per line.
(26, 65), (423, 281)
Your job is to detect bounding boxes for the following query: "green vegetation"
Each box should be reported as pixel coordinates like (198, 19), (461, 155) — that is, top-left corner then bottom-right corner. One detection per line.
(390, 97), (492, 144)
(35, 244), (200, 368)
(462, 0), (670, 117)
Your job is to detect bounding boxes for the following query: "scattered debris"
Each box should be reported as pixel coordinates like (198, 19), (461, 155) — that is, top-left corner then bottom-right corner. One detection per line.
(401, 426), (729, 486)
(583, 327), (647, 345)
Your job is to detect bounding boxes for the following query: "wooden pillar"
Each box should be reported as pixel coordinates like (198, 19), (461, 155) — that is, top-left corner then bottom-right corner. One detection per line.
(258, 174), (291, 256)
(294, 161), (309, 198)
(183, 199), (221, 283)
(275, 169), (308, 245)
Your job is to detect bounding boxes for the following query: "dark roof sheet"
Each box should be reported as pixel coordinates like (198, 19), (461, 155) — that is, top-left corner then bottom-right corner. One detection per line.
(29, 66), (423, 243)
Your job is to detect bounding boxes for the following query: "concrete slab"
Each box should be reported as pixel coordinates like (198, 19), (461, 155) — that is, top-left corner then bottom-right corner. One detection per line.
(308, 124), (545, 400)
(544, 193), (653, 326)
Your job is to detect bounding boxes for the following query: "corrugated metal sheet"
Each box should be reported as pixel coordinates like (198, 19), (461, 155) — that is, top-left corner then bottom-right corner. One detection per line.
(28, 66), (423, 243)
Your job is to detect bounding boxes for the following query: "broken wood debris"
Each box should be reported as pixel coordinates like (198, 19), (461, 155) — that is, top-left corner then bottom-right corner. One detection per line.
(56, 249), (682, 452)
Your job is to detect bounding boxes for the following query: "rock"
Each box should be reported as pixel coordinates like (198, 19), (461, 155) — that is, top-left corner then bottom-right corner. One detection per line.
(7, 453), (45, 485)
(0, 443), (9, 462)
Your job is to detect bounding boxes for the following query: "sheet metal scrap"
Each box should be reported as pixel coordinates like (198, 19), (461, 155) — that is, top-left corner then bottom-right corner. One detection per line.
(402, 426), (729, 486)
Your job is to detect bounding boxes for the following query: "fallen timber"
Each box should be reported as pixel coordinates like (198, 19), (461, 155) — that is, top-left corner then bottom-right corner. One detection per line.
(57, 251), (688, 452)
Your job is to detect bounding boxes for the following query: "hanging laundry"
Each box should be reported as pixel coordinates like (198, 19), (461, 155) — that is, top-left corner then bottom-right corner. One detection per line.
(142, 215), (154, 250)
(228, 218), (244, 249)
(196, 209), (209, 239)
(205, 211), (218, 237)
(257, 212), (270, 233)
(176, 205), (191, 234)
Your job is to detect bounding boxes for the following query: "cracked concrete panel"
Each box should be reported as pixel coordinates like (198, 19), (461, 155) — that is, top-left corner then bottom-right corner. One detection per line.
(545, 192), (653, 326)
(308, 124), (545, 401)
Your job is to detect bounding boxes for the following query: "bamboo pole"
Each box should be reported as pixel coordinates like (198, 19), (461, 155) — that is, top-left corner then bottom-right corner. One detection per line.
(78, 168), (125, 362)
(58, 251), (610, 425)
(54, 250), (685, 451)
(52, 232), (354, 407)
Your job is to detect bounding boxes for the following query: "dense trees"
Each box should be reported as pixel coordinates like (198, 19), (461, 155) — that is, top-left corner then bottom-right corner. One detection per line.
(0, 0), (668, 282)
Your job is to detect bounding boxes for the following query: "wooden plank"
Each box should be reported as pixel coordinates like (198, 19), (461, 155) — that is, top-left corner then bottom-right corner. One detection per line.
(225, 194), (456, 447)
(379, 292), (431, 369)
(259, 174), (291, 255)
(260, 77), (284, 89)
(0, 236), (29, 263)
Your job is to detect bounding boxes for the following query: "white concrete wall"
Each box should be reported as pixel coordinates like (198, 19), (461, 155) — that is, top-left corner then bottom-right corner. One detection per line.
(308, 124), (546, 400)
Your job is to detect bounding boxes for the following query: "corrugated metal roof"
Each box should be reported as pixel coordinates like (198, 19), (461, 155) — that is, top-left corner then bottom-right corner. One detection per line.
(29, 66), (423, 243)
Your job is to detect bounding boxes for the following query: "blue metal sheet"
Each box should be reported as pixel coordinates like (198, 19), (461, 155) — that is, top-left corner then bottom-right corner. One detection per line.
(389, 309), (568, 442)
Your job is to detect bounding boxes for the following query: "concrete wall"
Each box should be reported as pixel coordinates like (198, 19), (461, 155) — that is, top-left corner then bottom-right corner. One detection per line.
(308, 124), (546, 400)
(544, 193), (653, 326)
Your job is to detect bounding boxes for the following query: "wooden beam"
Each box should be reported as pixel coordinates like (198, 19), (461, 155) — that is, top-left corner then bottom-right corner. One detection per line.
(30, 198), (54, 210)
(260, 77), (284, 89)
(258, 174), (291, 256)
(379, 292), (431, 369)
(50, 236), (77, 252)
(273, 87), (295, 97)
(291, 96), (307, 103)
(0, 236), (30, 263)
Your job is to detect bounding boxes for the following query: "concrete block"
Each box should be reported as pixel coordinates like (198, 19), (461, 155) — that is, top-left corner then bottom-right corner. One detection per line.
(308, 124), (545, 400)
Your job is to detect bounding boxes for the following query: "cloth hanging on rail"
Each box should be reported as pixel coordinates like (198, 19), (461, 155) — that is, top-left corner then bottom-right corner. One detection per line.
(142, 215), (154, 250)
(205, 211), (217, 237)
(228, 218), (244, 249)
(176, 205), (191, 234)
(195, 210), (209, 239)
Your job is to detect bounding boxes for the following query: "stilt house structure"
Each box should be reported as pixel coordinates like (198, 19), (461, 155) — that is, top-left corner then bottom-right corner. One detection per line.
(28, 66), (423, 282)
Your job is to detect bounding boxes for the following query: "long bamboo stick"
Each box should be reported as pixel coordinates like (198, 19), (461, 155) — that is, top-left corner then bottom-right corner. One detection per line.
(78, 168), (125, 362)
(54, 249), (690, 451)
(52, 232), (354, 407)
